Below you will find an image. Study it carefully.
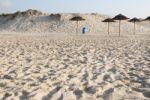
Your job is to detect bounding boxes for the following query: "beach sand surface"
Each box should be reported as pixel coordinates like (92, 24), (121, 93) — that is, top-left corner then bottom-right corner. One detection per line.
(0, 33), (150, 100)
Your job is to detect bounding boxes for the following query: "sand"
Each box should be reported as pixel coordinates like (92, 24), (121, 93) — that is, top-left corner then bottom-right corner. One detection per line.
(0, 33), (150, 100)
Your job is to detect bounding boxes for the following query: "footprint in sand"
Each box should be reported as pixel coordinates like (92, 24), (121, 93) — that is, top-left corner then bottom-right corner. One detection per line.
(73, 89), (83, 100)
(42, 86), (62, 100)
(143, 91), (150, 98)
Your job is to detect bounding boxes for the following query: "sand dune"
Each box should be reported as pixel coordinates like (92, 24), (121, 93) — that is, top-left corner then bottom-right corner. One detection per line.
(0, 9), (150, 34)
(0, 34), (150, 100)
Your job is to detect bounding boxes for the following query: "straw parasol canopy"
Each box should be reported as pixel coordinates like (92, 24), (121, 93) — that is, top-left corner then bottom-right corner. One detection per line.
(144, 16), (150, 21)
(113, 14), (129, 36)
(70, 16), (85, 33)
(129, 18), (141, 35)
(102, 18), (115, 35)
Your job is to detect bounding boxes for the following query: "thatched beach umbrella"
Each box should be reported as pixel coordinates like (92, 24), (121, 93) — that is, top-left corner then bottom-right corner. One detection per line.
(113, 14), (129, 36)
(144, 16), (150, 22)
(129, 18), (141, 35)
(102, 18), (115, 35)
(70, 16), (85, 33)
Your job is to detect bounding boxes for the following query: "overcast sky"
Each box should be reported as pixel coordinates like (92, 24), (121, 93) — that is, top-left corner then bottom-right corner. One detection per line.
(0, 0), (150, 18)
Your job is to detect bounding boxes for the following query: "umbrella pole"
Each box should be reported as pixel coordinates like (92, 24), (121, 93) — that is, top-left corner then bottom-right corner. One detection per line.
(76, 21), (78, 34)
(108, 22), (110, 35)
(134, 22), (135, 35)
(119, 20), (121, 36)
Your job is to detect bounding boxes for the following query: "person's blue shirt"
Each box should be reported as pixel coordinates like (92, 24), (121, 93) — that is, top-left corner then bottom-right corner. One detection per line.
(82, 27), (87, 34)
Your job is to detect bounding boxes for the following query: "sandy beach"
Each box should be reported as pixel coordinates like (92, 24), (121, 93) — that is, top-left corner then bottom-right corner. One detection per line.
(0, 34), (150, 100)
(1, 0), (150, 99)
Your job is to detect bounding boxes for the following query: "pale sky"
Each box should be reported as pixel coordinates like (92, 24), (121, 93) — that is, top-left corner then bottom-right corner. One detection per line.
(0, 0), (150, 18)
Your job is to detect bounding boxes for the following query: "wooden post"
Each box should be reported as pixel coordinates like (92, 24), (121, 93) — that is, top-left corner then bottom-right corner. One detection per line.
(76, 21), (78, 34)
(108, 22), (110, 35)
(134, 22), (135, 35)
(119, 20), (121, 36)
